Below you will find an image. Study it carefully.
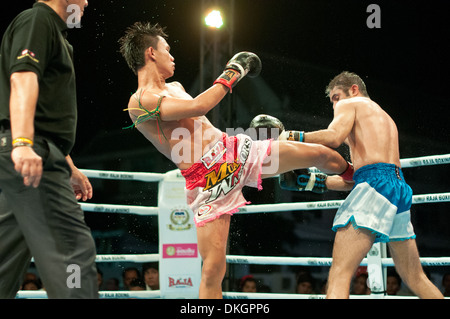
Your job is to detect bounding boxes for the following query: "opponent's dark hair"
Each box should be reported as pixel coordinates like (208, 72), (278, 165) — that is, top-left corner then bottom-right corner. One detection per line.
(118, 22), (168, 75)
(325, 71), (369, 98)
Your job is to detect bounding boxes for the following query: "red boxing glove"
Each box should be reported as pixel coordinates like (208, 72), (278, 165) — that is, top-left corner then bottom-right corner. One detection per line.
(214, 51), (261, 92)
(339, 162), (354, 181)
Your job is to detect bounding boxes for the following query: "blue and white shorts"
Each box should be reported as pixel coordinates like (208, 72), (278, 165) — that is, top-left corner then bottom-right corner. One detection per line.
(332, 163), (416, 243)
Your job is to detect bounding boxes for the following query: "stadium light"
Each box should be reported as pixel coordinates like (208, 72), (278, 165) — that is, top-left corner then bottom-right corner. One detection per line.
(204, 9), (224, 29)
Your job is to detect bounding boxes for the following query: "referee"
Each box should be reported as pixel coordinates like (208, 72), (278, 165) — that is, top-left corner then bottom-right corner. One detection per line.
(0, 0), (98, 298)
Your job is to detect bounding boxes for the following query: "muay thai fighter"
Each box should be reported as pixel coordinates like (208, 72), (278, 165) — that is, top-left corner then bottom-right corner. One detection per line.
(118, 22), (353, 299)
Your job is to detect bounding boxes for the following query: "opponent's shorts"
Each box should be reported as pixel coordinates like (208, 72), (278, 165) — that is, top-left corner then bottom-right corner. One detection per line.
(180, 133), (272, 227)
(332, 163), (416, 243)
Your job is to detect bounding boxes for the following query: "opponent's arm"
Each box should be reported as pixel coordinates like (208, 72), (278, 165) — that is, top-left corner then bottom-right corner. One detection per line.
(303, 100), (356, 148)
(9, 71), (43, 188)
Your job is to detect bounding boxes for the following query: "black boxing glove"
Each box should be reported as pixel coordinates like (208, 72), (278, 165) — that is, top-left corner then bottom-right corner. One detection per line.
(249, 114), (285, 140)
(279, 169), (328, 194)
(214, 52), (262, 92)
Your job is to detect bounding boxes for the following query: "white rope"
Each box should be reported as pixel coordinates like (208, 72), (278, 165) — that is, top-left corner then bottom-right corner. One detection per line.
(15, 290), (161, 299)
(79, 169), (164, 182)
(79, 154), (450, 182)
(400, 153), (450, 168)
(90, 253), (450, 267)
(17, 290), (433, 299)
(222, 292), (425, 299)
(80, 203), (159, 216)
(95, 254), (159, 263)
(225, 255), (450, 267)
(79, 192), (450, 217)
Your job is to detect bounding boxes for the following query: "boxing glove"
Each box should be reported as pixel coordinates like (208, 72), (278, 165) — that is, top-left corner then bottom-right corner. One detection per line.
(339, 162), (354, 181)
(279, 169), (328, 194)
(214, 52), (262, 92)
(249, 114), (285, 140)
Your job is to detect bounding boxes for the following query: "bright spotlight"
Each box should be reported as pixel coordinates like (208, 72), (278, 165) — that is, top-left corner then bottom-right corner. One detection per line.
(205, 10), (224, 29)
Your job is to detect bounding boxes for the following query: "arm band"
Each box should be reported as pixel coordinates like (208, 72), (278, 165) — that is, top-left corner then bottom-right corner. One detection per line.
(287, 130), (304, 142)
(12, 137), (33, 148)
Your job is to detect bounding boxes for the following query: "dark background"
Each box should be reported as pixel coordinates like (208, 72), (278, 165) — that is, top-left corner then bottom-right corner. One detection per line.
(2, 0), (450, 293)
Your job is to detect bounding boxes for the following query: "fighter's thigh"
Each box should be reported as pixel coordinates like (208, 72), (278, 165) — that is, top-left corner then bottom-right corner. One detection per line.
(332, 224), (375, 271)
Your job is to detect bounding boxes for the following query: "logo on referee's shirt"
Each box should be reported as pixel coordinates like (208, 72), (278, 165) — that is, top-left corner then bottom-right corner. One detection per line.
(17, 49), (39, 63)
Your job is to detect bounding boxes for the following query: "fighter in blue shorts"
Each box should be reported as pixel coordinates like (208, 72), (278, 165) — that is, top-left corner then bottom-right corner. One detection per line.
(251, 72), (444, 299)
(332, 163), (415, 243)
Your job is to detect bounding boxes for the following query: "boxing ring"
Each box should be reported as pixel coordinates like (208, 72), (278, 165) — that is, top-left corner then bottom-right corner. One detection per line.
(15, 153), (450, 299)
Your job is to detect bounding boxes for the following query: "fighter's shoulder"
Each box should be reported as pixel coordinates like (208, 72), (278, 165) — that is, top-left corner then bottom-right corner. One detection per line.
(167, 81), (185, 91)
(128, 90), (162, 111)
(335, 97), (371, 109)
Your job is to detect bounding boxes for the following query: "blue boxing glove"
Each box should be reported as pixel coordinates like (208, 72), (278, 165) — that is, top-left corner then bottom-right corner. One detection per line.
(279, 169), (328, 193)
(214, 52), (262, 92)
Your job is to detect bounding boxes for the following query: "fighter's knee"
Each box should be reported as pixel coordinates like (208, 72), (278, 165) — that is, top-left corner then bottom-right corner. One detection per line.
(201, 258), (226, 283)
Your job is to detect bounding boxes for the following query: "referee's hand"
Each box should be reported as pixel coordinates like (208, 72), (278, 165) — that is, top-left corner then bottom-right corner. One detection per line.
(11, 146), (43, 188)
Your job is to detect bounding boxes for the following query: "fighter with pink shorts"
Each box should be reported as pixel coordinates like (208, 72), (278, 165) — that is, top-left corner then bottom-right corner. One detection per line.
(181, 133), (271, 227)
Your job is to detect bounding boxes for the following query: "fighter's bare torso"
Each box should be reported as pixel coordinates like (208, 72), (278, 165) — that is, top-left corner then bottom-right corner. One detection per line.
(339, 97), (401, 171)
(127, 81), (222, 170)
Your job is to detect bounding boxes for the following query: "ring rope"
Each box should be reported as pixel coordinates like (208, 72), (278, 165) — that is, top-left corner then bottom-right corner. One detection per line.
(80, 203), (159, 216)
(16, 290), (161, 299)
(16, 289), (420, 299)
(79, 169), (164, 182)
(225, 255), (450, 267)
(90, 253), (450, 267)
(80, 192), (450, 216)
(80, 153), (450, 181)
(95, 253), (159, 263)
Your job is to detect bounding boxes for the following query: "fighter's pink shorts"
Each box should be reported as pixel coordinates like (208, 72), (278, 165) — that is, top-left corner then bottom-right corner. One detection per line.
(180, 133), (272, 227)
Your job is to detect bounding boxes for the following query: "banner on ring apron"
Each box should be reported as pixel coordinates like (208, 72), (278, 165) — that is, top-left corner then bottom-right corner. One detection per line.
(158, 169), (201, 298)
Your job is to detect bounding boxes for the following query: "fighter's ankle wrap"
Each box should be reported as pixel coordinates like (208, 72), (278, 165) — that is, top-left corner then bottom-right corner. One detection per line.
(339, 162), (354, 181)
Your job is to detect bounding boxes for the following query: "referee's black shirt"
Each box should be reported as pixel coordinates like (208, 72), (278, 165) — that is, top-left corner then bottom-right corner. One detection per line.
(0, 2), (78, 156)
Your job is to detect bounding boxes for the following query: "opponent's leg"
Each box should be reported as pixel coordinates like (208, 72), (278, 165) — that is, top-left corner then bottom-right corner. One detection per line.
(261, 141), (348, 178)
(388, 239), (443, 299)
(327, 223), (375, 298)
(196, 214), (231, 299)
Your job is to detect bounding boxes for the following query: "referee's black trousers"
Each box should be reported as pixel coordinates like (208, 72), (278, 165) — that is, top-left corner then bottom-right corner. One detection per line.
(0, 130), (98, 298)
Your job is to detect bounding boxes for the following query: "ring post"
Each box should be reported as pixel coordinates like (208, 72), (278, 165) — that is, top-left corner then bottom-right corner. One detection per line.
(367, 242), (387, 298)
(158, 169), (201, 298)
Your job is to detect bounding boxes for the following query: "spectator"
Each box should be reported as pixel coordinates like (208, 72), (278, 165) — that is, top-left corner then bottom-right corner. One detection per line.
(386, 271), (402, 295)
(129, 278), (146, 291)
(239, 275), (257, 293)
(143, 263), (159, 290)
(295, 273), (315, 294)
(122, 267), (140, 290)
(104, 278), (120, 291)
(351, 273), (370, 295)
